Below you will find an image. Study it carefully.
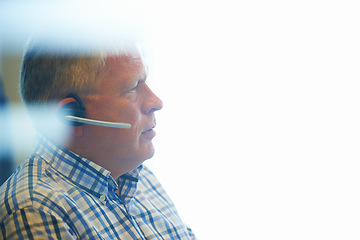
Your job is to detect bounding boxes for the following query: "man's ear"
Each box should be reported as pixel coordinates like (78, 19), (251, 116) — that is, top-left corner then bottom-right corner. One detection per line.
(57, 93), (87, 137)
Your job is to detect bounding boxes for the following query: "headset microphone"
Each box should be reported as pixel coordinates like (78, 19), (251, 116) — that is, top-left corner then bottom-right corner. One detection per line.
(58, 93), (131, 129)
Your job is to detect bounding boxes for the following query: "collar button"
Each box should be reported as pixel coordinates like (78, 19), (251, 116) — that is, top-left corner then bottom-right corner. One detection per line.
(99, 194), (107, 204)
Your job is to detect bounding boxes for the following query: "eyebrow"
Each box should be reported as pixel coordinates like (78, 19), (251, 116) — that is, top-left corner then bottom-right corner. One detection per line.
(137, 66), (148, 83)
(127, 72), (147, 89)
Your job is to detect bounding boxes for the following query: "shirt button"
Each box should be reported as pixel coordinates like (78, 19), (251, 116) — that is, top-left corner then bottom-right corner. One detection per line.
(100, 194), (106, 203)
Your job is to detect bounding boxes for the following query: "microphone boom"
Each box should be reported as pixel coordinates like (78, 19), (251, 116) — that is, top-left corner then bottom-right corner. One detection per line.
(65, 116), (131, 129)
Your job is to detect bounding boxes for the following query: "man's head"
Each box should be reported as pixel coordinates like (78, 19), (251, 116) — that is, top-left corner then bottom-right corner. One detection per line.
(20, 41), (163, 178)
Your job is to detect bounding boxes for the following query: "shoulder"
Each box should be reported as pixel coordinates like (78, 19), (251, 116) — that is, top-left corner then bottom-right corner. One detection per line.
(140, 165), (156, 178)
(138, 165), (177, 208)
(138, 165), (162, 189)
(136, 166), (197, 239)
(0, 155), (64, 223)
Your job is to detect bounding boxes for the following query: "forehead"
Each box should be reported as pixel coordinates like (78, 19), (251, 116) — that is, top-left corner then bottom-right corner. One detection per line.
(102, 53), (147, 88)
(106, 52), (144, 68)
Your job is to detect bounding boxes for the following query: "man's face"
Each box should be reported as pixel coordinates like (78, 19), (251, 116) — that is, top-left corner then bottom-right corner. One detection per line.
(80, 52), (163, 177)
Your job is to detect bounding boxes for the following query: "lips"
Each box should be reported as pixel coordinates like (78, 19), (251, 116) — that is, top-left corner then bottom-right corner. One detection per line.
(142, 121), (156, 134)
(143, 128), (154, 133)
(142, 125), (156, 138)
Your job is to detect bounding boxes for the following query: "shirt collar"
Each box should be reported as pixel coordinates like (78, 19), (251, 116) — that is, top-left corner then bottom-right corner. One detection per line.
(117, 165), (143, 204)
(34, 134), (114, 198)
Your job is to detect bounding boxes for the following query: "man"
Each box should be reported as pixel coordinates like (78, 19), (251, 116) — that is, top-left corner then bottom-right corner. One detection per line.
(0, 39), (196, 239)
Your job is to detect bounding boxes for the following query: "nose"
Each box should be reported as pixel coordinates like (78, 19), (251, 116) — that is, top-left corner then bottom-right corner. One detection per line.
(142, 84), (163, 114)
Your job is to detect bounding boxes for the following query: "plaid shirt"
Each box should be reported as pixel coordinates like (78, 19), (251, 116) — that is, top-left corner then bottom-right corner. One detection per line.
(0, 135), (195, 239)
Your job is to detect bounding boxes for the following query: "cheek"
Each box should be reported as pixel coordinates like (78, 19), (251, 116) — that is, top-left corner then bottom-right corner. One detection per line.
(94, 129), (137, 161)
(86, 98), (144, 142)
(116, 103), (142, 133)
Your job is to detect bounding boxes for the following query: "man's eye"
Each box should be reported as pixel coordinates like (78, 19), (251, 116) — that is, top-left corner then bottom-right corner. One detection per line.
(130, 83), (139, 92)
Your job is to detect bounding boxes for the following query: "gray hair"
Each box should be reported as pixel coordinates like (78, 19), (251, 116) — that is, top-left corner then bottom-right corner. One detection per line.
(19, 37), (140, 107)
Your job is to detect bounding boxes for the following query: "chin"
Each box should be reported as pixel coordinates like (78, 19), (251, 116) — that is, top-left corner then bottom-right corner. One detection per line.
(141, 142), (155, 159)
(141, 149), (155, 162)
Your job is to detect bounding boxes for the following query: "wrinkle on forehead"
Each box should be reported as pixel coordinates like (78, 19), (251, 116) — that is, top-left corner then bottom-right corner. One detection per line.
(99, 53), (147, 93)
(105, 53), (146, 76)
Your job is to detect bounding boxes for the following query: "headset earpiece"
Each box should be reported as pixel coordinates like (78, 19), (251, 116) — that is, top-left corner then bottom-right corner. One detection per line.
(57, 93), (131, 129)
(57, 93), (86, 126)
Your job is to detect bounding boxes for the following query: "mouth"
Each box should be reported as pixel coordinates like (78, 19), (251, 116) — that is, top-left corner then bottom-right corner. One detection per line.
(142, 125), (156, 138)
(143, 128), (154, 133)
(142, 120), (156, 133)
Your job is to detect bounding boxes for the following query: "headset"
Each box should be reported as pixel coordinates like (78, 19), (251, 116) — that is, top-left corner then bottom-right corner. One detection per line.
(57, 93), (131, 129)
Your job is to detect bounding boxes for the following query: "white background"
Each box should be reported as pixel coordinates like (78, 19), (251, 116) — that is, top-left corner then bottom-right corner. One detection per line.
(1, 0), (360, 239)
(147, 1), (360, 239)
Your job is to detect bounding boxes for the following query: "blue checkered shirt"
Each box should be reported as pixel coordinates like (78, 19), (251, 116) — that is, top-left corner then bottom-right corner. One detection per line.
(0, 135), (196, 239)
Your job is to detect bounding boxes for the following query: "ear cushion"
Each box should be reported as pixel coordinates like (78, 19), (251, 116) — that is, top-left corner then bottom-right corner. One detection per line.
(57, 93), (86, 126)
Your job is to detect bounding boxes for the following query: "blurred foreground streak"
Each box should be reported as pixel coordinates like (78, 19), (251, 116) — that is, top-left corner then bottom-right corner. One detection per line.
(0, 76), (14, 186)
